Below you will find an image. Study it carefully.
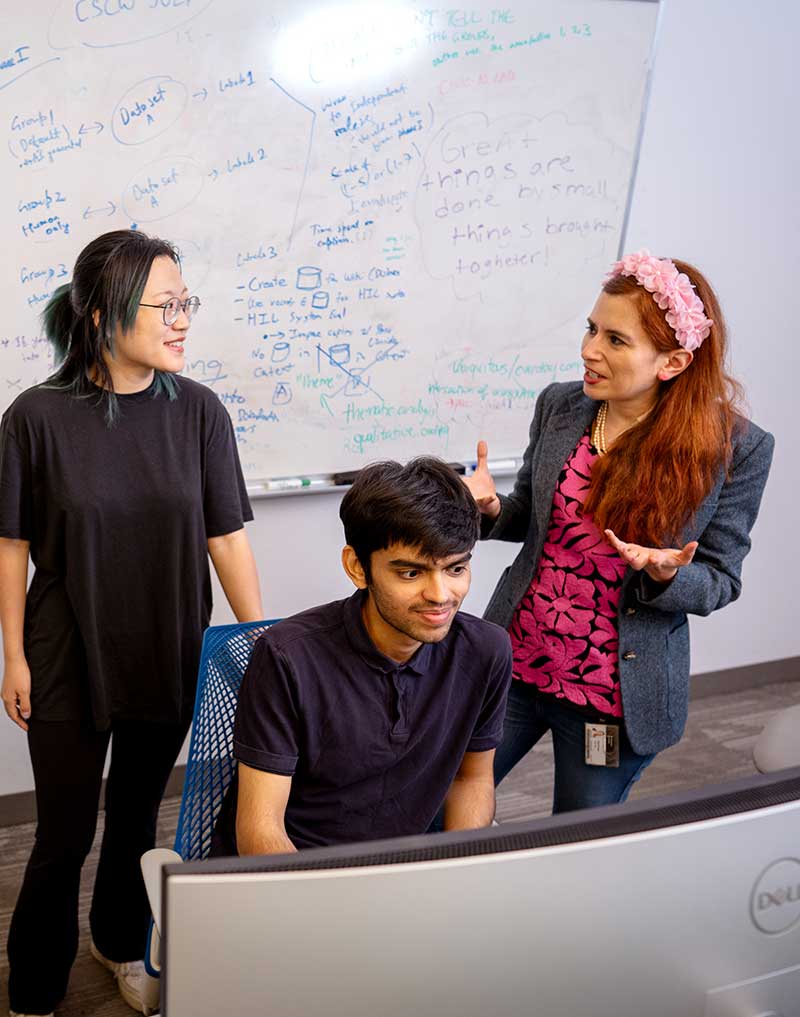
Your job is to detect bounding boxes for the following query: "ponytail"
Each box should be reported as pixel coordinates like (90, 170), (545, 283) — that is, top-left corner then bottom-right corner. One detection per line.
(41, 283), (76, 366)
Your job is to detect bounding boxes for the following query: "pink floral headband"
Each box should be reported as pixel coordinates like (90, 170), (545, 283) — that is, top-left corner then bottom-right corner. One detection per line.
(608, 250), (713, 352)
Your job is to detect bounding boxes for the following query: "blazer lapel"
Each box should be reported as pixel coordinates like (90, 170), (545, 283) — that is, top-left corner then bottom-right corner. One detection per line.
(533, 390), (597, 532)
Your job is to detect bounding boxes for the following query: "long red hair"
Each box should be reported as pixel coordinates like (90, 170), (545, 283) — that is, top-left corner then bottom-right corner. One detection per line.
(582, 259), (744, 546)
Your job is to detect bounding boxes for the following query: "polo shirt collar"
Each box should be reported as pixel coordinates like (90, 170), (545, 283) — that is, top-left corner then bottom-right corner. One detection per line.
(343, 589), (435, 676)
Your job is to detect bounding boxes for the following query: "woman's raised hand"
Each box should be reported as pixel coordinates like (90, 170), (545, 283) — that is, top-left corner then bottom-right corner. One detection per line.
(605, 529), (698, 585)
(463, 441), (501, 520)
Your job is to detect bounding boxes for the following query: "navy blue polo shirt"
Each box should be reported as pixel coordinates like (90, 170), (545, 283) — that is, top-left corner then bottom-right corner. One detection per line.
(226, 589), (512, 851)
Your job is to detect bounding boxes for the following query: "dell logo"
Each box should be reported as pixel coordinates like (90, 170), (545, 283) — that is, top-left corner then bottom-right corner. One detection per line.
(751, 858), (800, 934)
(757, 885), (800, 911)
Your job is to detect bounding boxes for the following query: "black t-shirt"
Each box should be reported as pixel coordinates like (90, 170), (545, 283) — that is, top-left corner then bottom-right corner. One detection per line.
(216, 590), (512, 851)
(0, 376), (252, 729)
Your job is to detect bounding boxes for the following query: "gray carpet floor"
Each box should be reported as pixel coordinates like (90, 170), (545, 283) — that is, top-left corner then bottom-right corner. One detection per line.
(1, 678), (799, 1017)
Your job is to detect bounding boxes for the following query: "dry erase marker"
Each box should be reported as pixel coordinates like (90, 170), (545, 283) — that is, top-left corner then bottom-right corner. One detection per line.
(467, 459), (518, 473)
(265, 477), (329, 491)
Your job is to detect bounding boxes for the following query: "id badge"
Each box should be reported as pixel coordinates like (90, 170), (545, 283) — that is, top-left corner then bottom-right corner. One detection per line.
(584, 723), (620, 768)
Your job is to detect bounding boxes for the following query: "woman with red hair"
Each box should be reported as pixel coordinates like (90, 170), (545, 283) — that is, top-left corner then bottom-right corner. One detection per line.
(466, 252), (774, 811)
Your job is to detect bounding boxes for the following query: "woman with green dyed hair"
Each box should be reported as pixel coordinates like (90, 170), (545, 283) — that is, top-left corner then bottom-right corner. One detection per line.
(0, 229), (264, 1017)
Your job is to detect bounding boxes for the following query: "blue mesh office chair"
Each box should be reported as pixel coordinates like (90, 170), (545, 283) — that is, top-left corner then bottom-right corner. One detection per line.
(140, 619), (278, 1014)
(174, 619), (278, 861)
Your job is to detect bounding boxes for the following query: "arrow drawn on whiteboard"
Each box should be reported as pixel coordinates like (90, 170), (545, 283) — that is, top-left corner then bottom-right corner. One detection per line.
(320, 394), (335, 418)
(78, 121), (104, 135)
(83, 201), (116, 219)
(269, 77), (316, 253)
(192, 87), (208, 101)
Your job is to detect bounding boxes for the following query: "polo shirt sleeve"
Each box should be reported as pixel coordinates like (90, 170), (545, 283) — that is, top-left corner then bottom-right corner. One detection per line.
(233, 636), (300, 775)
(466, 634), (513, 752)
(203, 397), (254, 538)
(0, 412), (32, 542)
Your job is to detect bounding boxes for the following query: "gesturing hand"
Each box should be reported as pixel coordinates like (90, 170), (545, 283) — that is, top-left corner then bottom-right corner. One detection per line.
(604, 529), (698, 585)
(462, 441), (501, 520)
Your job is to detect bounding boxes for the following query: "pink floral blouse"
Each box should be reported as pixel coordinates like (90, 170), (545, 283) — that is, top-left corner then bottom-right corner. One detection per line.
(508, 430), (626, 718)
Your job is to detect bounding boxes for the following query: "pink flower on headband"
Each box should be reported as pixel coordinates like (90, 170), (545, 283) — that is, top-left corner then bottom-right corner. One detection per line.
(608, 250), (713, 352)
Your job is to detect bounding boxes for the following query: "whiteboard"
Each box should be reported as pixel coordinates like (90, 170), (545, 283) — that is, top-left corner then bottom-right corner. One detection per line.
(1, 0), (659, 481)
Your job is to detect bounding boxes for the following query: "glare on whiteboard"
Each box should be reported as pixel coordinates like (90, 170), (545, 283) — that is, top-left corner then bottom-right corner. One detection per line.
(273, 2), (419, 88)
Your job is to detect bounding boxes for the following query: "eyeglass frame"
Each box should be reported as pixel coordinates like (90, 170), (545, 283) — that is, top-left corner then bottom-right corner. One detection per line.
(138, 296), (201, 325)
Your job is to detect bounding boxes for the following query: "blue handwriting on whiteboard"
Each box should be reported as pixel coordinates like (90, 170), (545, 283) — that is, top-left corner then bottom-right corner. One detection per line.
(1, 45), (30, 71)
(238, 407), (279, 423)
(13, 123), (83, 169)
(223, 147), (267, 175)
(11, 109), (54, 131)
(20, 263), (68, 287)
(243, 275), (287, 291)
(219, 69), (254, 93)
(131, 165), (181, 205)
(349, 83), (408, 113)
(217, 389), (245, 405)
(1, 48), (60, 91)
(183, 358), (227, 386)
(18, 189), (66, 214)
(74, 0), (195, 21)
(235, 244), (278, 268)
(118, 81), (168, 125)
(20, 214), (71, 239)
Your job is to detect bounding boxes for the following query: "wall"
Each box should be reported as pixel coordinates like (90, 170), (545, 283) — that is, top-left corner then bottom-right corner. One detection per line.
(1, 0), (797, 796)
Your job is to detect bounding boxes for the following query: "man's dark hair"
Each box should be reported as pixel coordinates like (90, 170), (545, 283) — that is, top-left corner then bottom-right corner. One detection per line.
(339, 457), (480, 580)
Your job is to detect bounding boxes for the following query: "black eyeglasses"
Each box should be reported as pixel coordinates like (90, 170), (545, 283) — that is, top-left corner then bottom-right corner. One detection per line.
(139, 296), (201, 325)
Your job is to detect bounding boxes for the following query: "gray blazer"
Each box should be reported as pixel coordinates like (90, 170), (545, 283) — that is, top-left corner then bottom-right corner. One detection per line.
(483, 382), (775, 755)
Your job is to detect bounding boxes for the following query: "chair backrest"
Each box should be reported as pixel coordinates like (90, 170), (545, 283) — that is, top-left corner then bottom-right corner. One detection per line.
(173, 620), (278, 861)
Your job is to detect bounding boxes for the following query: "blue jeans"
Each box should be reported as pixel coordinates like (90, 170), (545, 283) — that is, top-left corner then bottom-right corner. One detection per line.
(494, 680), (656, 814)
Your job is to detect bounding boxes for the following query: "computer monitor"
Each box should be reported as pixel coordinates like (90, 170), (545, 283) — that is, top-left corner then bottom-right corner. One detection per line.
(161, 768), (800, 1017)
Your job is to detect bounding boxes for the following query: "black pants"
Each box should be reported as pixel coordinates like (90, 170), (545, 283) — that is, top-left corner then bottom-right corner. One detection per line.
(7, 713), (188, 1015)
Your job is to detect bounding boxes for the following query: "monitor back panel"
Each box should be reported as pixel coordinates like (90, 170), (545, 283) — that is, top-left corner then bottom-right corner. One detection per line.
(163, 800), (800, 1017)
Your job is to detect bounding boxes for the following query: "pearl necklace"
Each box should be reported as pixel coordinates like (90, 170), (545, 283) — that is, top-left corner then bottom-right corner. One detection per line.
(593, 401), (650, 454)
(592, 401), (609, 455)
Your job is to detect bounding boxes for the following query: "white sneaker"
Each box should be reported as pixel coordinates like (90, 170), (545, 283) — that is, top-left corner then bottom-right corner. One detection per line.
(90, 939), (146, 1013)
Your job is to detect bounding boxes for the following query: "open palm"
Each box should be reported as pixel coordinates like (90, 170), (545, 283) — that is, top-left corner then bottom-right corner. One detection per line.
(605, 529), (698, 584)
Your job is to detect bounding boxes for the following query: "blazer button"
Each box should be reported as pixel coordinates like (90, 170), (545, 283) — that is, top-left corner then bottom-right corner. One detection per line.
(625, 607), (637, 616)
(622, 651), (637, 661)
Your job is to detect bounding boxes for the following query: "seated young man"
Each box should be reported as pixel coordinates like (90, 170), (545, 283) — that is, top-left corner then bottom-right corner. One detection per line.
(214, 457), (512, 855)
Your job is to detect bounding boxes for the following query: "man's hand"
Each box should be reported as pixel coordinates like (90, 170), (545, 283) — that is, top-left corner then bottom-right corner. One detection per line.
(443, 749), (496, 831)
